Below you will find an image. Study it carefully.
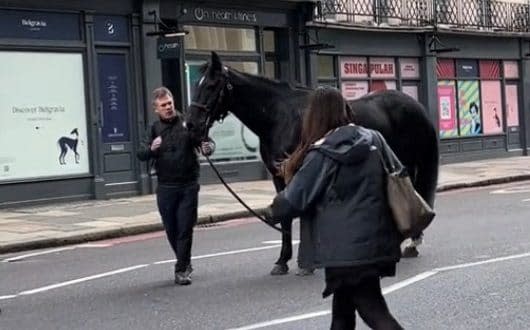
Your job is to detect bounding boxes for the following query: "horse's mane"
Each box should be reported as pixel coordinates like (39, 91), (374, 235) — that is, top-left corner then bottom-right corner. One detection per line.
(201, 62), (311, 94)
(232, 69), (313, 97)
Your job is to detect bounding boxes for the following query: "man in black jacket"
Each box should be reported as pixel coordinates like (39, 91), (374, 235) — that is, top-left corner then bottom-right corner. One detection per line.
(138, 87), (215, 285)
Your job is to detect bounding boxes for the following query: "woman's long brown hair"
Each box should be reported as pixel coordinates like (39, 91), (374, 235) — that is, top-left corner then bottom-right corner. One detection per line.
(283, 87), (350, 183)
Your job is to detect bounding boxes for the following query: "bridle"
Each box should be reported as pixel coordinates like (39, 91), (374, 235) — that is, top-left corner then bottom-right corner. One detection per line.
(189, 68), (233, 140)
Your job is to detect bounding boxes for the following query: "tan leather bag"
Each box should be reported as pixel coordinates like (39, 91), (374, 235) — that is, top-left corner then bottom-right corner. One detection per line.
(374, 132), (435, 238)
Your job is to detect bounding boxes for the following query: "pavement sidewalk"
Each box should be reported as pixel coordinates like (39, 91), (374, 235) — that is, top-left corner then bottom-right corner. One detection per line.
(1, 156), (530, 254)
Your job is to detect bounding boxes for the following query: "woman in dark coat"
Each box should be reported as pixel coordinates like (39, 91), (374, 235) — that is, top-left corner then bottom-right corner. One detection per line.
(265, 87), (403, 330)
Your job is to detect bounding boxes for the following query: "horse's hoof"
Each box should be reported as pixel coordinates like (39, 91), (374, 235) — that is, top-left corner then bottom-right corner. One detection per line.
(401, 246), (419, 258)
(295, 267), (315, 276)
(270, 264), (289, 275)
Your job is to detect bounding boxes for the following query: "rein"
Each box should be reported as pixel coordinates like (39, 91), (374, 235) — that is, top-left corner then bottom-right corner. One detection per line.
(203, 153), (289, 235)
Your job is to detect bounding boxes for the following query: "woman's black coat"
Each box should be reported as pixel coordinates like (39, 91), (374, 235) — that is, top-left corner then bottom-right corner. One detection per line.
(269, 125), (402, 268)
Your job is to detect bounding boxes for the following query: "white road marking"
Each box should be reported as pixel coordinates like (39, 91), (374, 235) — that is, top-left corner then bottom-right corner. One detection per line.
(262, 240), (300, 245)
(434, 251), (530, 272)
(154, 244), (289, 265)
(227, 251), (530, 330)
(226, 271), (437, 330)
(227, 310), (332, 330)
(2, 244), (112, 262)
(1, 244), (288, 298)
(18, 265), (149, 296)
(382, 271), (438, 295)
(3, 247), (77, 262)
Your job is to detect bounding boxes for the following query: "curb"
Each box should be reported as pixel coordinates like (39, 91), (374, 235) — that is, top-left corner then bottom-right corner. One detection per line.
(2, 175), (530, 255)
(0, 208), (268, 255)
(436, 174), (530, 192)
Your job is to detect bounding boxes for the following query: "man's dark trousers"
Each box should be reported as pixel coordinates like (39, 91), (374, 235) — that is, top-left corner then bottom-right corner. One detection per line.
(156, 182), (199, 272)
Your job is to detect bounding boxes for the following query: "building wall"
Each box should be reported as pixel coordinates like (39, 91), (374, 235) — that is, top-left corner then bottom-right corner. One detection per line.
(0, 0), (145, 207)
(141, 0), (311, 186)
(0, 0), (311, 206)
(2, 0), (527, 206)
(312, 27), (528, 163)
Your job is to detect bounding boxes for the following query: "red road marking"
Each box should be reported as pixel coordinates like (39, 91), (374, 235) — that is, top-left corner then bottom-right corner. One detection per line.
(91, 218), (260, 246)
(93, 231), (166, 245)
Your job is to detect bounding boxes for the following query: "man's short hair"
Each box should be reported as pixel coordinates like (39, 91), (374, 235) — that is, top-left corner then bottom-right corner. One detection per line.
(152, 87), (173, 107)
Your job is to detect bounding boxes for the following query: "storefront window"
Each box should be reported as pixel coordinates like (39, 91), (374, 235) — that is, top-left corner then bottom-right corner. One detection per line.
(337, 56), (420, 100)
(437, 59), (516, 139)
(184, 26), (256, 52)
(225, 61), (259, 73)
(0, 51), (89, 182)
(457, 80), (481, 136)
(185, 60), (260, 162)
(339, 56), (405, 100)
(400, 58), (420, 79)
(402, 85), (419, 100)
(480, 81), (503, 135)
(504, 61), (519, 79)
(264, 61), (276, 79)
(369, 57), (395, 79)
(263, 30), (275, 52)
(340, 56), (368, 79)
(318, 55), (335, 78)
(438, 80), (458, 138)
(317, 55), (337, 87)
(370, 80), (396, 92)
(341, 81), (368, 100)
(400, 58), (420, 101)
(505, 84), (519, 127)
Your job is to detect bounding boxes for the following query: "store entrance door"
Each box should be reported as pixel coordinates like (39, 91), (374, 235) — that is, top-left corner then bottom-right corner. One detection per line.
(96, 50), (137, 197)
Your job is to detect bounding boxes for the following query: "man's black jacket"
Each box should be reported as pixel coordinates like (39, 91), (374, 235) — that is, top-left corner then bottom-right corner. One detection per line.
(137, 115), (210, 185)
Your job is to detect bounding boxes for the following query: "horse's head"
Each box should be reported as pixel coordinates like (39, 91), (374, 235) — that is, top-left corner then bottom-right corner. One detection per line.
(70, 128), (79, 135)
(185, 52), (232, 141)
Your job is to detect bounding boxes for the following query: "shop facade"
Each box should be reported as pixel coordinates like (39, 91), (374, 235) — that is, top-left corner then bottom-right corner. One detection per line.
(141, 0), (313, 187)
(0, 0), (312, 206)
(3, 0), (528, 206)
(0, 0), (145, 206)
(310, 0), (530, 163)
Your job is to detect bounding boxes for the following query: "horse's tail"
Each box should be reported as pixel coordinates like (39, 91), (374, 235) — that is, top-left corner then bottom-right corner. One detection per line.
(414, 118), (439, 208)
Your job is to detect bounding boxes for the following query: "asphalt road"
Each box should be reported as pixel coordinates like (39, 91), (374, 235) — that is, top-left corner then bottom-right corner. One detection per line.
(1, 182), (529, 330)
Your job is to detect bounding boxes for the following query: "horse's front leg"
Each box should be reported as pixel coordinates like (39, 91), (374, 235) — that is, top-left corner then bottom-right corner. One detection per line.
(270, 217), (292, 275)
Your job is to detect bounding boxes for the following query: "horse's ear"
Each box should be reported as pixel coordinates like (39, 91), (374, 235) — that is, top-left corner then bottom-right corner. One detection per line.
(211, 51), (222, 72)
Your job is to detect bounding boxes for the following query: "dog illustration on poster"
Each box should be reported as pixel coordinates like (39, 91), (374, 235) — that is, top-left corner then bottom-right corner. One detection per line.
(58, 128), (80, 165)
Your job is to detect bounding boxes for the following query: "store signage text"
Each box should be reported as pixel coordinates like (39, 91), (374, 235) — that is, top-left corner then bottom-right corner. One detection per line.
(193, 7), (257, 23)
(341, 57), (395, 78)
(400, 58), (420, 79)
(21, 18), (47, 31)
(0, 9), (81, 40)
(98, 54), (130, 143)
(157, 37), (180, 59)
(343, 62), (368, 75)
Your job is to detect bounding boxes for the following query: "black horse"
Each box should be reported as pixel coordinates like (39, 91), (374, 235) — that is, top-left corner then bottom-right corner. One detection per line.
(58, 128), (80, 165)
(186, 52), (439, 275)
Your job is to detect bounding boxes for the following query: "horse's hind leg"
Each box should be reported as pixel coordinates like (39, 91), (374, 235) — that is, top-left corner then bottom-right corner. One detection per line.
(402, 127), (439, 258)
(75, 152), (80, 164)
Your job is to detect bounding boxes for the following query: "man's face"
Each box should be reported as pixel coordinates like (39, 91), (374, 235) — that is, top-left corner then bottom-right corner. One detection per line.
(154, 95), (176, 120)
